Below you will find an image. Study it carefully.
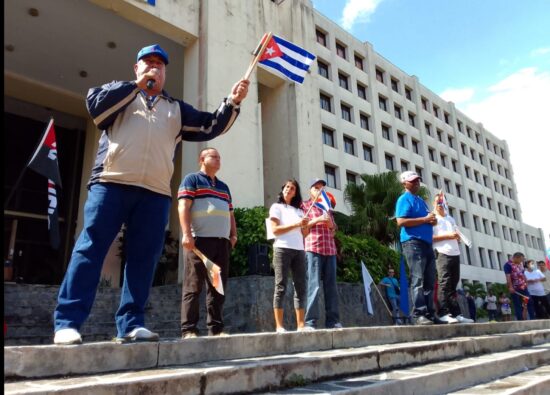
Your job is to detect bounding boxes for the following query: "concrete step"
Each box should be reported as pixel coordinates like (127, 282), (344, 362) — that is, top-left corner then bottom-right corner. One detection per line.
(262, 343), (550, 395)
(5, 328), (549, 394)
(5, 321), (549, 380)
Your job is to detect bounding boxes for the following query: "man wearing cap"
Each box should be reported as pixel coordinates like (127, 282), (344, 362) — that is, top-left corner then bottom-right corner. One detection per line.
(53, 44), (249, 345)
(301, 178), (343, 330)
(395, 171), (438, 325)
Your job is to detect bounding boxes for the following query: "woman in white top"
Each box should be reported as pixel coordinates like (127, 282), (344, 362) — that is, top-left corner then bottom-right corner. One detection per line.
(524, 260), (550, 318)
(269, 179), (310, 332)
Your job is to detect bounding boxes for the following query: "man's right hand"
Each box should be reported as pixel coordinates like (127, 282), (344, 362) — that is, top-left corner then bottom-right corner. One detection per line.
(425, 212), (437, 225)
(182, 233), (195, 251)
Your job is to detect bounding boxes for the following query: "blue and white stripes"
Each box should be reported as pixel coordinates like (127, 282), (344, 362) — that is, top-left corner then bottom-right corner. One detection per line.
(259, 35), (316, 84)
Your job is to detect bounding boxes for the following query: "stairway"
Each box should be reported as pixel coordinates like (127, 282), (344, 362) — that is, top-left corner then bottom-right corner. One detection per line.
(4, 321), (550, 395)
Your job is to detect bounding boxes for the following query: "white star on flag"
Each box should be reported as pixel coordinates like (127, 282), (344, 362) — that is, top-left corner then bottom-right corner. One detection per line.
(265, 46), (275, 56)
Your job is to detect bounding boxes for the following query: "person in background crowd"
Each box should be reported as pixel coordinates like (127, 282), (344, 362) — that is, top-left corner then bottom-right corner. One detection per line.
(524, 260), (550, 319)
(485, 291), (498, 322)
(499, 292), (512, 321)
(466, 291), (477, 322)
(504, 252), (535, 320)
(537, 260), (550, 309)
(380, 267), (402, 325)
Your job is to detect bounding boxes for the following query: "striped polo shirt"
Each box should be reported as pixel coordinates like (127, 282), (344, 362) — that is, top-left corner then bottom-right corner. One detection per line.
(177, 171), (232, 238)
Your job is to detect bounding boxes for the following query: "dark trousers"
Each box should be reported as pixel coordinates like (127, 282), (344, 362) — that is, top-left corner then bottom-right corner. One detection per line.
(533, 295), (550, 319)
(435, 252), (461, 317)
(181, 237), (230, 336)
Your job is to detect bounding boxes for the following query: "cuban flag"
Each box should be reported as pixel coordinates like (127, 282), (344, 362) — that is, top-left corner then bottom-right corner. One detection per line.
(258, 34), (316, 84)
(314, 189), (332, 212)
(361, 261), (374, 315)
(436, 189), (449, 215)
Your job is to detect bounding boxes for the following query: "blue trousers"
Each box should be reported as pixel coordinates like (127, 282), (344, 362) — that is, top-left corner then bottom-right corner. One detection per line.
(54, 183), (170, 337)
(510, 290), (535, 321)
(305, 252), (340, 328)
(402, 239), (436, 319)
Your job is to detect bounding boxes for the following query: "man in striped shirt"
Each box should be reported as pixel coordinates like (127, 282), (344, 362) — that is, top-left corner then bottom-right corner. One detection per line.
(178, 147), (237, 338)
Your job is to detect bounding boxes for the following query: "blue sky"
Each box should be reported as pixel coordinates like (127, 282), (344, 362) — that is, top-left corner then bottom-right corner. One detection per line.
(312, 0), (550, 250)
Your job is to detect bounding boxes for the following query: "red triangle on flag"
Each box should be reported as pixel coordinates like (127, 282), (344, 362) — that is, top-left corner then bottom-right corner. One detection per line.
(259, 37), (283, 61)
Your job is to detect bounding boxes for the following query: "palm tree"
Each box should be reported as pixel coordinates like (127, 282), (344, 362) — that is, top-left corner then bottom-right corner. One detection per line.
(344, 171), (430, 246)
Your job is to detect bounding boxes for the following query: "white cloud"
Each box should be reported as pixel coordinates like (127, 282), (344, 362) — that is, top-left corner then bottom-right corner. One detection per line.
(457, 67), (550, 247)
(340, 0), (383, 31)
(531, 47), (550, 57)
(440, 87), (475, 104)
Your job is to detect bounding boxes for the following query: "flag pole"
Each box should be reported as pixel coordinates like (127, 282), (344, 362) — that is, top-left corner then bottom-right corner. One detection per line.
(373, 282), (394, 318)
(4, 117), (54, 209)
(243, 32), (273, 80)
(303, 187), (323, 218)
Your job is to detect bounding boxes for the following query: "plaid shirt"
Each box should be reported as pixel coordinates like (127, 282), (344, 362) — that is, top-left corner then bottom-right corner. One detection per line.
(301, 200), (337, 256)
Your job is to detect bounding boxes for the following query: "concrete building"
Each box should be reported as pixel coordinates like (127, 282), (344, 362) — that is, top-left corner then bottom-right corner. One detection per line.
(4, 0), (546, 289)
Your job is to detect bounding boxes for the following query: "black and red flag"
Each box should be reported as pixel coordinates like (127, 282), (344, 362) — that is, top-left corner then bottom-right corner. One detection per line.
(27, 118), (62, 249)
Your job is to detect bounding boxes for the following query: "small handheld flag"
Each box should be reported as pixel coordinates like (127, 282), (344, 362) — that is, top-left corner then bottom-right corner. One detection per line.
(314, 189), (333, 212)
(257, 34), (315, 84)
(361, 261), (374, 315)
(192, 248), (224, 295)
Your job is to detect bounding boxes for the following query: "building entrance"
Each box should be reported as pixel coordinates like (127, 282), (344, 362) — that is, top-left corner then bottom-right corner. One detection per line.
(4, 108), (85, 285)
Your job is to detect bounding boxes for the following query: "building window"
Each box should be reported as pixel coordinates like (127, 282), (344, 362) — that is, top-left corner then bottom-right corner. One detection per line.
(343, 135), (356, 156)
(492, 222), (498, 237)
(437, 129), (444, 142)
(346, 171), (357, 185)
(432, 173), (440, 189)
(483, 175), (488, 187)
(466, 127), (472, 138)
(457, 120), (463, 133)
(341, 103), (352, 122)
(498, 202), (503, 214)
(473, 215), (480, 232)
(448, 135), (454, 148)
(455, 183), (462, 198)
(474, 171), (480, 183)
(421, 97), (429, 111)
(398, 132), (407, 148)
(488, 249), (495, 269)
(408, 112), (416, 127)
(316, 29), (327, 47)
(412, 139), (420, 154)
(336, 42), (347, 59)
(400, 160), (410, 172)
(379, 95), (388, 112)
(452, 159), (458, 172)
(317, 60), (329, 79)
(470, 148), (476, 161)
(382, 124), (392, 141)
(424, 122), (432, 136)
(487, 198), (492, 209)
(360, 113), (370, 130)
(460, 211), (468, 227)
(391, 77), (399, 92)
(478, 193), (484, 207)
(320, 93), (332, 112)
(444, 178), (451, 193)
(405, 86), (412, 101)
(357, 83), (367, 100)
(385, 153), (395, 170)
(338, 72), (349, 90)
(363, 144), (374, 162)
(475, 132), (480, 144)
(465, 166), (471, 179)
(325, 164), (337, 188)
(354, 54), (364, 70)
(394, 104), (403, 119)
(478, 247), (485, 267)
(440, 153), (447, 167)
(375, 68), (385, 83)
(497, 164), (503, 176)
(469, 189), (476, 203)
(479, 154), (485, 165)
(433, 104), (440, 118)
(502, 225), (508, 240)
(444, 112), (450, 124)
(461, 143), (467, 155)
(490, 160), (495, 171)
(512, 208), (517, 220)
(428, 147), (436, 162)
(322, 126), (335, 147)
(415, 166), (423, 179)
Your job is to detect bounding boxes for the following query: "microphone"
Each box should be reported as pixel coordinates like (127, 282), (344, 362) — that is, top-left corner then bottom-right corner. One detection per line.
(146, 79), (155, 89)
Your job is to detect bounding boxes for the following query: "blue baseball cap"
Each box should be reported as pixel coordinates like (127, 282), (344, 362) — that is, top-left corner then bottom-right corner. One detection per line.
(137, 44), (169, 65)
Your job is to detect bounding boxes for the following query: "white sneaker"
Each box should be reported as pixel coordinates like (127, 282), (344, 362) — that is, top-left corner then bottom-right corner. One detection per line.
(455, 315), (474, 324)
(276, 327), (287, 333)
(298, 326), (315, 332)
(54, 328), (82, 345)
(123, 327), (159, 342)
(438, 314), (459, 324)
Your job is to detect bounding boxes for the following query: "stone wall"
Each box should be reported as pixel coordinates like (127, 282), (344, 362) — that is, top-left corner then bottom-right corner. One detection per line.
(4, 276), (395, 345)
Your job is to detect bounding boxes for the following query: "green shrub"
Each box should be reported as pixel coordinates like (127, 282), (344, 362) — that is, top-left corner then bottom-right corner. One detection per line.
(230, 206), (271, 277)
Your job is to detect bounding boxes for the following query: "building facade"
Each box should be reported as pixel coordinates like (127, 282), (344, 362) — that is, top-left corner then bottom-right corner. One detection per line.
(4, 0), (546, 288)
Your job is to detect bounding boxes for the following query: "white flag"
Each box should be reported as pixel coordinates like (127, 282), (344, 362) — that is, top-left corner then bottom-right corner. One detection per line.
(361, 261), (374, 315)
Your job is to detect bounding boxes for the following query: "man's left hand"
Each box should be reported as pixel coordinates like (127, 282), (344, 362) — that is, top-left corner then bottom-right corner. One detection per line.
(230, 79), (250, 104)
